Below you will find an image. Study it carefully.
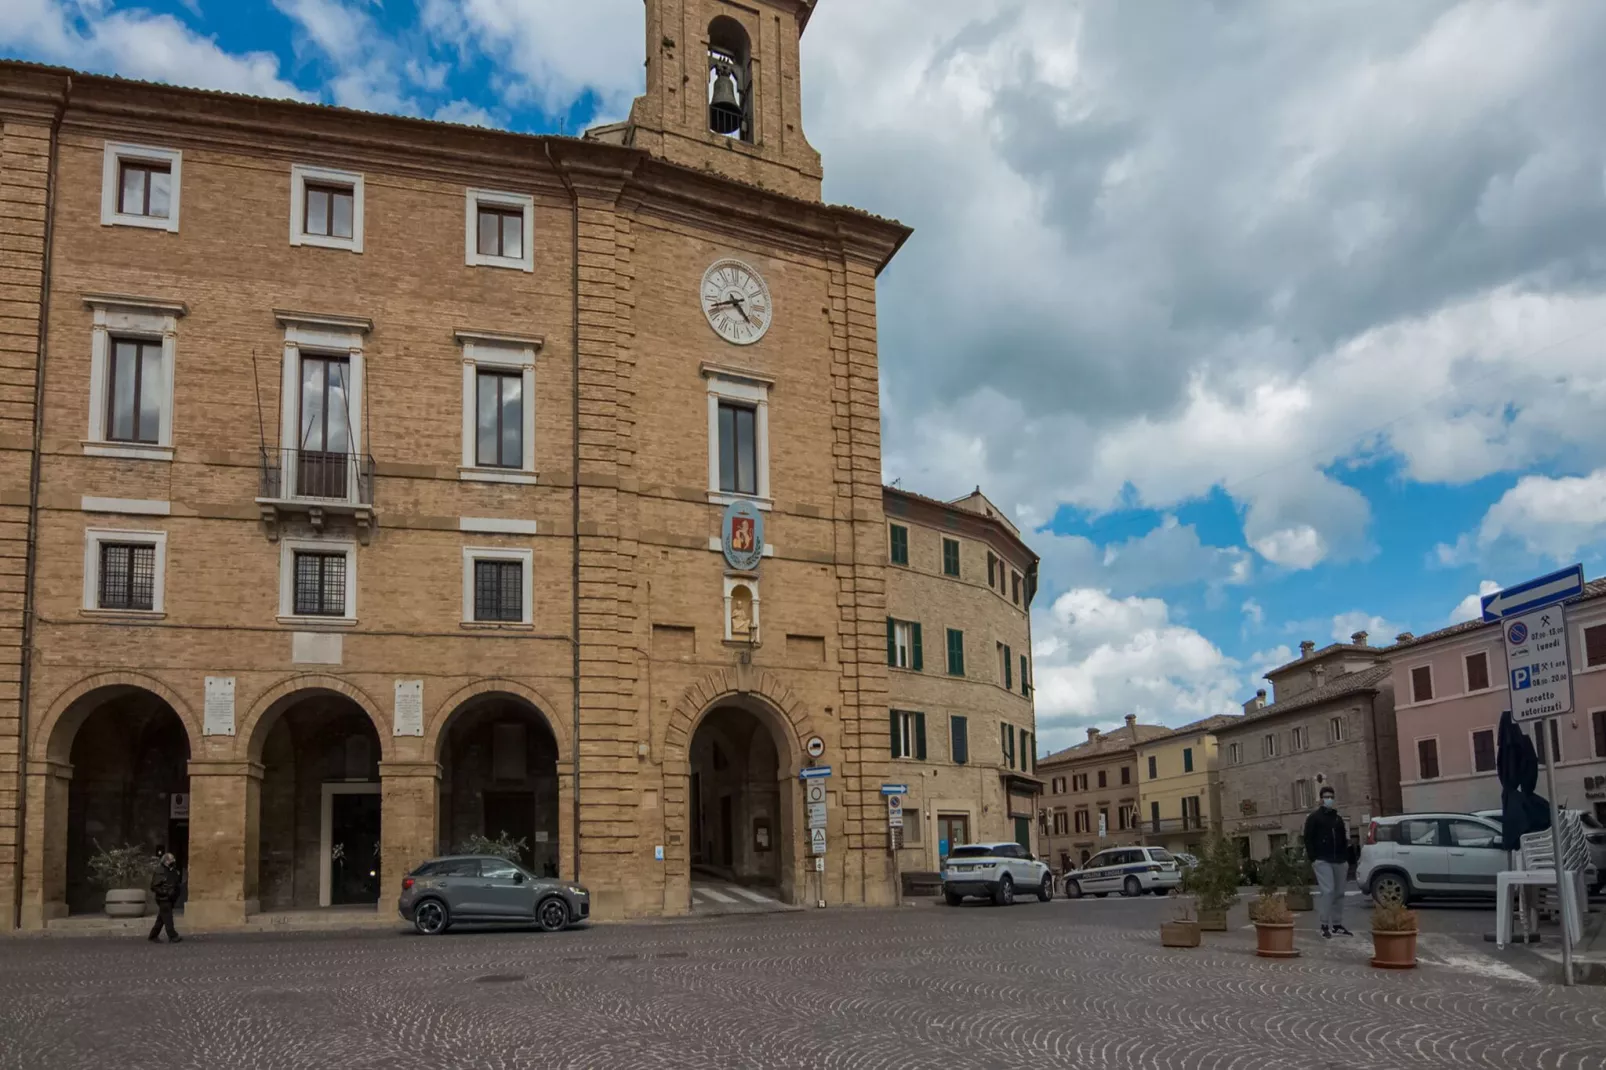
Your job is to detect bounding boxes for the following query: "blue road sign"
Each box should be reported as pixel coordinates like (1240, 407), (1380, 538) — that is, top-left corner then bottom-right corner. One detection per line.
(1481, 564), (1585, 622)
(798, 766), (833, 780)
(880, 784), (909, 795)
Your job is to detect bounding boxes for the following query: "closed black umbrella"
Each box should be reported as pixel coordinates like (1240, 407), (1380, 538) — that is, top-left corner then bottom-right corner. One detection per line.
(1497, 709), (1550, 852)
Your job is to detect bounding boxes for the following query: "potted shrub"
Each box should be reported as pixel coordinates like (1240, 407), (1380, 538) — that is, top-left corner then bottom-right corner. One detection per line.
(1267, 846), (1315, 912)
(1182, 837), (1240, 931)
(1369, 901), (1419, 969)
(1249, 891), (1299, 958)
(1160, 896), (1202, 948)
(88, 842), (155, 918)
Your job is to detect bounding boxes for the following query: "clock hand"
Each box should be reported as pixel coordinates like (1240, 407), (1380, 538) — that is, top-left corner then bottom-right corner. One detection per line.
(728, 295), (753, 324)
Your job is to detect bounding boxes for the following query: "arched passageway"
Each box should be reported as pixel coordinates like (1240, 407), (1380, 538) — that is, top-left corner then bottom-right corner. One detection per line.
(688, 706), (786, 892)
(437, 694), (560, 876)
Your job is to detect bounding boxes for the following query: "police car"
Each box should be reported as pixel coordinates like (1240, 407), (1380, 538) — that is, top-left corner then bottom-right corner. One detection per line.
(1063, 846), (1181, 898)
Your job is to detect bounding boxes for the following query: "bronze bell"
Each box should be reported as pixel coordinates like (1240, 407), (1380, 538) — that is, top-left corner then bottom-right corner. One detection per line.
(709, 64), (743, 135)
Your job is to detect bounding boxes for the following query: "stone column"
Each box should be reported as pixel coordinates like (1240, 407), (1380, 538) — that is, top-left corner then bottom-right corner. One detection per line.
(379, 761), (439, 912)
(18, 759), (71, 929)
(184, 760), (260, 928)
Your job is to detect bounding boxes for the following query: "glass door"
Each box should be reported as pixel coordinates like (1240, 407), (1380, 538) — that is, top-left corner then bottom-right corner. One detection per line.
(937, 813), (970, 860)
(297, 354), (352, 499)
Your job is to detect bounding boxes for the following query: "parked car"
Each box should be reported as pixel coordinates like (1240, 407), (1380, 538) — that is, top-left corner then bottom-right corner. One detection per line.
(941, 842), (1053, 906)
(1473, 808), (1606, 894)
(1359, 813), (1515, 906)
(1171, 851), (1200, 872)
(398, 855), (591, 935)
(1063, 846), (1181, 899)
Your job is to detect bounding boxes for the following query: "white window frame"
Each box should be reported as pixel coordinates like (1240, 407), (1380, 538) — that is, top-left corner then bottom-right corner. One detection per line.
(723, 575), (761, 643)
(278, 537), (357, 624)
(290, 164), (364, 253)
(83, 295), (184, 461)
(1469, 725), (1498, 773)
(1415, 735), (1441, 780)
(892, 620), (913, 668)
(703, 364), (772, 508)
(464, 189), (535, 272)
(272, 311), (369, 503)
(1263, 733), (1278, 758)
(1228, 741), (1242, 765)
(1463, 649), (1494, 694)
(892, 710), (917, 759)
(82, 528), (167, 615)
(1408, 663), (1435, 704)
(457, 330), (541, 483)
(1291, 725), (1308, 752)
(1293, 779), (1313, 810)
(462, 546), (534, 625)
(1328, 715), (1346, 744)
(101, 142), (181, 232)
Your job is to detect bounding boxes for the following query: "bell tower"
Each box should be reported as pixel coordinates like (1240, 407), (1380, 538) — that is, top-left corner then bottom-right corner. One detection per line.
(605, 0), (823, 202)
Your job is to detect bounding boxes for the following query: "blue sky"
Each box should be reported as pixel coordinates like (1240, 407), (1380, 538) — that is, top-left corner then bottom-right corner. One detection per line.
(8, 1), (1606, 751)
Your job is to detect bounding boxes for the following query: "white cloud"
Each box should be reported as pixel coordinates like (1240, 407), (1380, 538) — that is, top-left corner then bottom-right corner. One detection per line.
(1450, 579), (1502, 624)
(1241, 599), (1264, 628)
(1030, 515), (1252, 601)
(1445, 469), (1606, 563)
(1329, 610), (1400, 645)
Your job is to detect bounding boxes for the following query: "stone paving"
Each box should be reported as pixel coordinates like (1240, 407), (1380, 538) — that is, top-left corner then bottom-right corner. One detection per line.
(2, 896), (1603, 1070)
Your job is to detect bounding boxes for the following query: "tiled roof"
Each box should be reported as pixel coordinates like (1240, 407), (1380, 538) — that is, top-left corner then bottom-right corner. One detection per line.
(1385, 578), (1606, 651)
(883, 484), (1040, 564)
(1157, 713), (1243, 738)
(1219, 664), (1392, 732)
(1037, 723), (1171, 767)
(1262, 642), (1384, 678)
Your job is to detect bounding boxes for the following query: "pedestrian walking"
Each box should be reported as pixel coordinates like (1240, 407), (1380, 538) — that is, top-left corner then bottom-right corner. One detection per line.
(148, 852), (183, 943)
(1304, 785), (1352, 938)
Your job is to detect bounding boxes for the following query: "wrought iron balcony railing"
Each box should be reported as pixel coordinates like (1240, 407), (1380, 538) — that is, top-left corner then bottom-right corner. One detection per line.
(257, 447), (376, 542)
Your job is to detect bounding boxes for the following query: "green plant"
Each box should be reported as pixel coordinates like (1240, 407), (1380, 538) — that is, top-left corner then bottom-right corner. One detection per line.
(455, 831), (527, 863)
(1371, 901), (1418, 933)
(87, 842), (155, 890)
(1248, 891), (1292, 925)
(1180, 837), (1241, 913)
(1259, 845), (1308, 894)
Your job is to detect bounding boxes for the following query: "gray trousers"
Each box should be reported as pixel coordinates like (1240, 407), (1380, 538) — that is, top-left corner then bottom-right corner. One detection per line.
(1313, 860), (1345, 927)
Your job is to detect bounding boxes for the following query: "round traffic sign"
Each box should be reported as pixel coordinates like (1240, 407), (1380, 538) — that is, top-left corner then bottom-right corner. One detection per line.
(1508, 621), (1528, 645)
(806, 736), (825, 758)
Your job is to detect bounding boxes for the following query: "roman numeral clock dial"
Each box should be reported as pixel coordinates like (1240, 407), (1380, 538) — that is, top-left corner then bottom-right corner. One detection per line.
(701, 258), (772, 346)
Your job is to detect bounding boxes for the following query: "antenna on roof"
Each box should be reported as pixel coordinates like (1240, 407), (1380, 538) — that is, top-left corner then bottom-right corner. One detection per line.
(889, 477), (902, 488)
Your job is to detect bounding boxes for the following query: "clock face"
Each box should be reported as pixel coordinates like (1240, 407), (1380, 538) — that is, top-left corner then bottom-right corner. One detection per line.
(701, 258), (772, 346)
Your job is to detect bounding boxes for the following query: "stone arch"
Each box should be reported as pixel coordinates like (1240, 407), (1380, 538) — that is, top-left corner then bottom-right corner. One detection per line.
(237, 674), (392, 763)
(33, 671), (200, 763)
(661, 669), (815, 772)
(422, 678), (570, 765)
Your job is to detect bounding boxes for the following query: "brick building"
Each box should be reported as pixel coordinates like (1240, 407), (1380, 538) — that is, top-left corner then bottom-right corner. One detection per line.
(0, 0), (917, 929)
(882, 487), (1040, 874)
(1216, 636), (1401, 862)
(1132, 713), (1240, 857)
(1037, 716), (1169, 872)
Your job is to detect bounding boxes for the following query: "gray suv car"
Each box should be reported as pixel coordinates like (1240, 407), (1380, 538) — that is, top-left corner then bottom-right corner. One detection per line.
(398, 855), (591, 935)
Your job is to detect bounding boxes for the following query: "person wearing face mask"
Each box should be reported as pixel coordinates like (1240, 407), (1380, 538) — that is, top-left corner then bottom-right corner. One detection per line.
(1303, 785), (1352, 938)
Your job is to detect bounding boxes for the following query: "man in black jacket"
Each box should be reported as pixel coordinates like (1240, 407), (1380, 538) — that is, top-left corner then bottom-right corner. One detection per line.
(148, 852), (183, 943)
(1304, 785), (1352, 938)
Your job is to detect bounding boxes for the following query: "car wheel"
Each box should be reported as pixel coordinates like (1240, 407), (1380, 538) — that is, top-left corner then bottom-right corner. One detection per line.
(536, 896), (570, 932)
(1122, 876), (1142, 898)
(1370, 871), (1411, 907)
(1037, 875), (1053, 902)
(993, 875), (1015, 906)
(944, 890), (963, 907)
(1064, 879), (1082, 900)
(413, 899), (449, 936)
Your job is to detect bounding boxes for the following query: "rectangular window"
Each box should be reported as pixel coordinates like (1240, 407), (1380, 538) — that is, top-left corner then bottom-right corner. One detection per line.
(950, 715), (968, 765)
(296, 354), (354, 499)
(1011, 571), (1021, 605)
(97, 542), (156, 611)
(890, 524), (908, 566)
(1586, 625), (1606, 668)
(118, 159), (172, 219)
(1293, 779), (1314, 809)
(1150, 801), (1160, 833)
(987, 552), (997, 587)
(1465, 651), (1491, 692)
(888, 618), (922, 670)
(1411, 665), (1434, 703)
(1263, 733), (1278, 758)
(1472, 728), (1497, 773)
(1052, 810), (1068, 835)
(717, 401), (758, 496)
(1593, 710), (1606, 759)
(1229, 742), (1242, 764)
(1021, 731), (1032, 772)
(1075, 810), (1089, 834)
(1417, 738), (1440, 780)
(1534, 719), (1562, 766)
(1099, 807), (1109, 833)
(1003, 645), (1013, 690)
(1328, 716), (1345, 744)
(293, 551), (347, 617)
(941, 537), (960, 577)
(1020, 654), (1029, 696)
(1120, 766), (1130, 786)
(1001, 723), (1016, 768)
(1097, 770), (1107, 789)
(304, 182), (355, 239)
(105, 338), (163, 444)
(1183, 747), (1194, 773)
(465, 189), (534, 270)
(890, 710), (926, 761)
(1291, 726), (1308, 752)
(1117, 805), (1129, 831)
(946, 628), (965, 676)
(1147, 756), (1157, 780)
(474, 369), (523, 469)
(1182, 796), (1201, 829)
(477, 203), (524, 259)
(472, 559), (523, 622)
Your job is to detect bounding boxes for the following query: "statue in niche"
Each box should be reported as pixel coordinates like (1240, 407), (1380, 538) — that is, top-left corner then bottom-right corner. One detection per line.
(730, 585), (754, 639)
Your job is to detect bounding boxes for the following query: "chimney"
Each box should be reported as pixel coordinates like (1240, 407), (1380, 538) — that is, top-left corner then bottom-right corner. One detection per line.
(1396, 632), (1414, 644)
(1242, 689), (1267, 716)
(1087, 727), (1100, 743)
(1300, 640), (1316, 659)
(1351, 631), (1369, 647)
(1124, 714), (1137, 729)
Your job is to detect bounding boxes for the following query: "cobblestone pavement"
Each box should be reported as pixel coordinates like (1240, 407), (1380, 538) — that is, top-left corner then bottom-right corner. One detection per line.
(2, 897), (1603, 1070)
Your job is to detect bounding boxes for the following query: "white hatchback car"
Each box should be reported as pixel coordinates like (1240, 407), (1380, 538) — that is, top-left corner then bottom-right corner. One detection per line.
(941, 842), (1054, 906)
(1063, 846), (1182, 899)
(1358, 812), (1508, 906)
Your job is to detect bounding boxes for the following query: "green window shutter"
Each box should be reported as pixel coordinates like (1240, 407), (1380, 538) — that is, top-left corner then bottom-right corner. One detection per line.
(947, 628), (964, 676)
(1022, 731), (1031, 771)
(915, 712), (927, 761)
(1004, 645), (1013, 690)
(952, 716), (968, 764)
(1184, 747), (1194, 773)
(887, 617), (896, 667)
(911, 623), (923, 671)
(1020, 654), (1029, 696)
(890, 525), (908, 566)
(1007, 724), (1016, 768)
(890, 710), (901, 758)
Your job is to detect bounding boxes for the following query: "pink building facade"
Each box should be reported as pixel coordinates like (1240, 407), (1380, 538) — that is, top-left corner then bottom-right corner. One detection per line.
(1390, 580), (1606, 824)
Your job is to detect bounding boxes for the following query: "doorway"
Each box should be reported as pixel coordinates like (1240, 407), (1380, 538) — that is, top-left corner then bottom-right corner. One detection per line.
(483, 792), (537, 870)
(321, 784), (381, 907)
(937, 813), (970, 860)
(1013, 816), (1032, 853)
(687, 706), (784, 891)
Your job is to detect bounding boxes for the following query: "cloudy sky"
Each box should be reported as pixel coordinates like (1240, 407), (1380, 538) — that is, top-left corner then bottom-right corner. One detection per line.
(8, 0), (1606, 752)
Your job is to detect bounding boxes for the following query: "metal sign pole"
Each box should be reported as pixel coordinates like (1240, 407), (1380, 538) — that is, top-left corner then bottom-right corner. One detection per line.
(1540, 711), (1572, 987)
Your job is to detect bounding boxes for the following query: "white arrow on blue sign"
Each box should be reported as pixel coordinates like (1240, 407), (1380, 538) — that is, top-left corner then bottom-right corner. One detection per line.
(798, 766), (833, 780)
(1481, 564), (1585, 623)
(880, 784), (908, 795)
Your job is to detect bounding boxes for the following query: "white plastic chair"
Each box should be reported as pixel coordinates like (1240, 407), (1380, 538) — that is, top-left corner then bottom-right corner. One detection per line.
(1497, 827), (1583, 949)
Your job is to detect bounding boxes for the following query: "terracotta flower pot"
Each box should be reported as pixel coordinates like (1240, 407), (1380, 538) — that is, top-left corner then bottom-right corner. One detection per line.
(1254, 921), (1299, 958)
(1285, 888), (1314, 912)
(1370, 928), (1418, 969)
(1160, 920), (1201, 948)
(104, 889), (149, 918)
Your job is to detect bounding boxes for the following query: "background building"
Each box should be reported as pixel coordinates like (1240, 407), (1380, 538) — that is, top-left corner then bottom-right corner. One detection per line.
(1389, 579), (1606, 823)
(882, 487), (1040, 875)
(1217, 635), (1400, 862)
(1038, 716), (1168, 872)
(1134, 714), (1239, 856)
(0, 0), (914, 930)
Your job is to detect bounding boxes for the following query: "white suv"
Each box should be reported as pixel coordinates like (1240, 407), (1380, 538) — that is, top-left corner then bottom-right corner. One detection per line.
(942, 842), (1053, 906)
(1358, 812), (1508, 905)
(1063, 846), (1182, 898)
